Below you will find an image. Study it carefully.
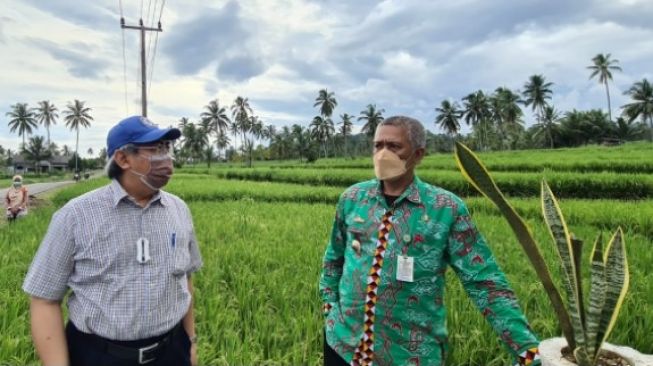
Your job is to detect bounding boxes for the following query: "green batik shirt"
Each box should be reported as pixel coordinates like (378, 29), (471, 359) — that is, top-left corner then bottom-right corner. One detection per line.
(319, 177), (541, 366)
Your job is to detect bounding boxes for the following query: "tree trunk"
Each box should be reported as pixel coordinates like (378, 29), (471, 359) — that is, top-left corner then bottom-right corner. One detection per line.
(605, 80), (612, 122)
(75, 128), (79, 173)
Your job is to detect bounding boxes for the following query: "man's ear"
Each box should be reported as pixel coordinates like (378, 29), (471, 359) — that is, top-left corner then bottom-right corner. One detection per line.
(114, 150), (131, 170)
(414, 147), (426, 164)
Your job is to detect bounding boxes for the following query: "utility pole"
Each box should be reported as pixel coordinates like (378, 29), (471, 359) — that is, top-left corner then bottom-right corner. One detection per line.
(121, 18), (162, 117)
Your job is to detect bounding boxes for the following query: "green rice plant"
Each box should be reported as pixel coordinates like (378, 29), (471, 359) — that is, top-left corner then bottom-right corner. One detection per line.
(206, 167), (653, 199)
(186, 141), (653, 174)
(455, 142), (630, 365)
(2, 178), (652, 365)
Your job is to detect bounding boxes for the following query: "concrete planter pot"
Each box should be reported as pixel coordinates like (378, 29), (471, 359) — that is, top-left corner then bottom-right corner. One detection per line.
(540, 338), (653, 366)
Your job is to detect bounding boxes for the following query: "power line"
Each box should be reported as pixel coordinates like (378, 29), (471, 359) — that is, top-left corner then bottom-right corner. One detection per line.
(118, 0), (129, 115)
(146, 0), (158, 80)
(147, 0), (165, 99)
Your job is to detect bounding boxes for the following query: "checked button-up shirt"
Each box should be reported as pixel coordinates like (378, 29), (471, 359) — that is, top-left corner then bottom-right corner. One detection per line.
(23, 179), (202, 340)
(319, 177), (540, 366)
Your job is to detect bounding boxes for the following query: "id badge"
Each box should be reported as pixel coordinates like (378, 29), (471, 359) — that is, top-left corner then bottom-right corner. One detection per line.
(397, 255), (414, 282)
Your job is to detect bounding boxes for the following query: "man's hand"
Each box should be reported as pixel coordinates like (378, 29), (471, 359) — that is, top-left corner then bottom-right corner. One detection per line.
(190, 342), (198, 366)
(30, 297), (69, 366)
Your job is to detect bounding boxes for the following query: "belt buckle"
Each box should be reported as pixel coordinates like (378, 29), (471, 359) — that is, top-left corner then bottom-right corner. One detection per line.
(138, 342), (159, 364)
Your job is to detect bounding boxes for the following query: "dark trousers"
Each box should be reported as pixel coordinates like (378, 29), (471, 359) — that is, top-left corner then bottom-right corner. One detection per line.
(66, 322), (191, 366)
(324, 330), (349, 366)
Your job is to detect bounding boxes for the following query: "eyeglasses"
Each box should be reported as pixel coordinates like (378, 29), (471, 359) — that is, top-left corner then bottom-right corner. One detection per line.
(133, 141), (174, 156)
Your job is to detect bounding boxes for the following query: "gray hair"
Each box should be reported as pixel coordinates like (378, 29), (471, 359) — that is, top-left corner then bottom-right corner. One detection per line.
(378, 116), (426, 150)
(105, 144), (139, 179)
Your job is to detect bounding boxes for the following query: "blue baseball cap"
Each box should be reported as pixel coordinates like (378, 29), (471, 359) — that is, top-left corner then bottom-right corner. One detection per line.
(107, 115), (181, 157)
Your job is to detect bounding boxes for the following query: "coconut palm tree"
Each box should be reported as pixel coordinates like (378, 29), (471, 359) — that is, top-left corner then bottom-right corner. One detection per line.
(588, 53), (622, 122)
(291, 124), (310, 162)
(613, 117), (646, 141)
(490, 88), (523, 149)
(6, 103), (38, 148)
(263, 124), (276, 145)
(21, 135), (51, 174)
(523, 74), (554, 126)
(35, 100), (59, 147)
(532, 105), (561, 148)
(48, 142), (60, 156)
(180, 123), (207, 164)
(250, 116), (264, 143)
(359, 104), (385, 141)
(231, 96), (253, 151)
(462, 91), (492, 150)
(215, 129), (230, 161)
(435, 100), (462, 148)
(247, 116), (264, 166)
(63, 99), (93, 173)
(314, 89), (337, 118)
(178, 117), (190, 130)
(201, 99), (231, 135)
(621, 78), (653, 142)
(62, 145), (71, 157)
(274, 126), (292, 160)
(98, 147), (108, 162)
(338, 113), (353, 157)
(310, 115), (335, 158)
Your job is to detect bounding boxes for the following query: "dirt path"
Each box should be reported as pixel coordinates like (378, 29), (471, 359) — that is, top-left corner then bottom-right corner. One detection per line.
(1, 181), (75, 201)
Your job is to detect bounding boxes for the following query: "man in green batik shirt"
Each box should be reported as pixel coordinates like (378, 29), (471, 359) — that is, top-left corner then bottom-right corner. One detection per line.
(319, 116), (541, 366)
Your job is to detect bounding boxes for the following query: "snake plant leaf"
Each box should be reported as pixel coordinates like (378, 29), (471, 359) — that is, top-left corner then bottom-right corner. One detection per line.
(595, 228), (629, 352)
(573, 347), (592, 366)
(571, 236), (586, 327)
(454, 141), (575, 350)
(542, 180), (587, 348)
(586, 234), (607, 362)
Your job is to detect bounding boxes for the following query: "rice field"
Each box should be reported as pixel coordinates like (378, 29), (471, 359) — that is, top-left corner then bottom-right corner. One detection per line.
(1, 143), (652, 365)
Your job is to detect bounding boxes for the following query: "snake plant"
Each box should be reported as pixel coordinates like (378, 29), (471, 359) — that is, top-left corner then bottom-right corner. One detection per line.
(454, 142), (629, 365)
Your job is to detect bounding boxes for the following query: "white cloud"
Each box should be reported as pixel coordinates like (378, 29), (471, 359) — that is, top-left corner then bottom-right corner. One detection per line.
(1, 0), (652, 153)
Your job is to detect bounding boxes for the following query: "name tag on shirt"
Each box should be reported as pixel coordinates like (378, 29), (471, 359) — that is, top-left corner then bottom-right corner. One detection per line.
(397, 255), (414, 282)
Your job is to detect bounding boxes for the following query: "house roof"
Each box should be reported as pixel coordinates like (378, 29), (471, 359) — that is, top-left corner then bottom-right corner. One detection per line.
(12, 154), (69, 165)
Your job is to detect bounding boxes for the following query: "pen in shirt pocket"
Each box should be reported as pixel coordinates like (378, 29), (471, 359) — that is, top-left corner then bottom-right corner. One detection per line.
(171, 232), (176, 248)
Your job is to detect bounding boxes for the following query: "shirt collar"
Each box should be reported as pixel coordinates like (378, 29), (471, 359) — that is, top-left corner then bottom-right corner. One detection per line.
(110, 179), (166, 208)
(373, 176), (423, 206)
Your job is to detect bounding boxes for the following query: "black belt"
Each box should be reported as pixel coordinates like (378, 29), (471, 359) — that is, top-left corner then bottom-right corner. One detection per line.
(72, 322), (182, 365)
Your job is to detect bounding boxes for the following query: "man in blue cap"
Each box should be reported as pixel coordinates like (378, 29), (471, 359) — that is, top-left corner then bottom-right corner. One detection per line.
(23, 116), (203, 366)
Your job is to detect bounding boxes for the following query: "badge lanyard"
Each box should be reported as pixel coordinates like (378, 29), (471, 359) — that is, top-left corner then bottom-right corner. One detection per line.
(396, 204), (427, 283)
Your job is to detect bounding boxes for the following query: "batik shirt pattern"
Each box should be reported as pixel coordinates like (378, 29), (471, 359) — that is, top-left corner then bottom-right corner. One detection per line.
(319, 177), (540, 366)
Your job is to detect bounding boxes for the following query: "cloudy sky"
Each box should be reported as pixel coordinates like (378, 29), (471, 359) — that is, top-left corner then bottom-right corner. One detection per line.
(1, 0), (652, 156)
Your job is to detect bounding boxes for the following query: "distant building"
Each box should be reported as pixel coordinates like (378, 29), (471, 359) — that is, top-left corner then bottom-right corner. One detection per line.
(9, 155), (69, 174)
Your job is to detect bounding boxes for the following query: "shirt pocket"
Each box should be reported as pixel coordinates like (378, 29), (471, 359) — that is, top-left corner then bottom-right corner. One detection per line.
(170, 230), (192, 276)
(346, 222), (377, 257)
(406, 222), (447, 277)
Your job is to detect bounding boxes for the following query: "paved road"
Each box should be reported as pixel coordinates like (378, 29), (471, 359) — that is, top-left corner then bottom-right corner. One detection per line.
(0, 181), (75, 200)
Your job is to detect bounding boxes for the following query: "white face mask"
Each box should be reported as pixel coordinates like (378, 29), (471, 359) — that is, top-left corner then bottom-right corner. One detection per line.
(13, 182), (22, 188)
(373, 149), (413, 180)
